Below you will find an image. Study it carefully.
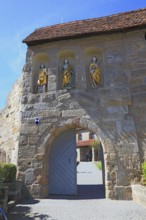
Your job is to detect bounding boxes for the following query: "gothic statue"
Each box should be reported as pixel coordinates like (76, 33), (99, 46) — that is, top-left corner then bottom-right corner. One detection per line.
(62, 59), (75, 89)
(89, 56), (101, 88)
(37, 63), (48, 93)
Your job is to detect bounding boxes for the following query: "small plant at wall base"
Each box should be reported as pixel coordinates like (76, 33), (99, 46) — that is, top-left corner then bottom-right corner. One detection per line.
(0, 163), (16, 182)
(141, 162), (146, 185)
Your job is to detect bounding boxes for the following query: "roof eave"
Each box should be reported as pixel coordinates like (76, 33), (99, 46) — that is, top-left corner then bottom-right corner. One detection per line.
(23, 25), (146, 47)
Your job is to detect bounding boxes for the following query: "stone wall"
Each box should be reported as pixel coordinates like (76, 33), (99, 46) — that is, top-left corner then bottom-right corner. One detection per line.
(132, 185), (146, 207)
(1, 28), (146, 200)
(0, 77), (22, 165)
(126, 31), (146, 162)
(16, 28), (146, 199)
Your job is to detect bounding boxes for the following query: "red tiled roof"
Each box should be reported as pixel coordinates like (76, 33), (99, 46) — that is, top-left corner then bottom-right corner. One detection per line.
(76, 139), (94, 147)
(23, 8), (146, 46)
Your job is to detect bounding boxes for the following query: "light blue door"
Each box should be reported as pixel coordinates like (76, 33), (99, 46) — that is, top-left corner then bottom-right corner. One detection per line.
(49, 128), (77, 195)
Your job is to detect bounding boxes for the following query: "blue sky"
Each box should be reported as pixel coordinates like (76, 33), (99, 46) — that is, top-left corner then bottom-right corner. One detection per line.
(0, 0), (146, 110)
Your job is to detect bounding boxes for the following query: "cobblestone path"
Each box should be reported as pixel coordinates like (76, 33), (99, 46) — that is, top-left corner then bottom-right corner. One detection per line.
(7, 162), (146, 220)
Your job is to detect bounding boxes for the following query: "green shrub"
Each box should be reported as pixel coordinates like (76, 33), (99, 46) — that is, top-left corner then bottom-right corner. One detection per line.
(142, 162), (146, 185)
(0, 163), (17, 182)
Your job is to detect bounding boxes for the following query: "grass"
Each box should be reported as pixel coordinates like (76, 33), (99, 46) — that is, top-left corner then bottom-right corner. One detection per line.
(95, 161), (102, 170)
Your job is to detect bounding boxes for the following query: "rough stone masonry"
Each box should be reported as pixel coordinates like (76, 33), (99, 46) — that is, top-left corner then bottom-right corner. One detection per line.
(1, 8), (146, 200)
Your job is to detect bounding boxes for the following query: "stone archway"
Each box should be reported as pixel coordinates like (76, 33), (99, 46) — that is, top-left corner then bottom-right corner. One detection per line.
(18, 114), (137, 200)
(39, 117), (115, 199)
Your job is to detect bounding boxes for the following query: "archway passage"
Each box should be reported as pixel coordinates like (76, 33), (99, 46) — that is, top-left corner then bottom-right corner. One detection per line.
(76, 128), (105, 199)
(77, 162), (105, 199)
(49, 127), (105, 199)
(49, 128), (77, 195)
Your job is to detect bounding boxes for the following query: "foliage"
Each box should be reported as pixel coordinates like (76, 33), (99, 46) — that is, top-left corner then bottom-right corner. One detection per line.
(95, 161), (102, 170)
(0, 163), (16, 182)
(90, 140), (101, 150)
(142, 162), (146, 185)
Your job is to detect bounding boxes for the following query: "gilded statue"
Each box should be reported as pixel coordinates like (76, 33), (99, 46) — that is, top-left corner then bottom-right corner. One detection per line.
(62, 59), (75, 89)
(37, 63), (48, 93)
(89, 56), (101, 88)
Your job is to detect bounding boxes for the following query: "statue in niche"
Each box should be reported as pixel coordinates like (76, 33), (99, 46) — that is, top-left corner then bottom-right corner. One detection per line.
(89, 56), (101, 88)
(62, 59), (75, 89)
(37, 63), (48, 93)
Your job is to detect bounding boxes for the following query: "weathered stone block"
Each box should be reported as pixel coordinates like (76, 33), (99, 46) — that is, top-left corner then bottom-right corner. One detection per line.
(20, 125), (39, 135)
(48, 83), (56, 91)
(21, 95), (28, 104)
(110, 171), (116, 181)
(114, 186), (124, 200)
(62, 109), (86, 117)
(56, 93), (71, 102)
(25, 169), (34, 185)
(34, 154), (44, 161)
(124, 186), (132, 200)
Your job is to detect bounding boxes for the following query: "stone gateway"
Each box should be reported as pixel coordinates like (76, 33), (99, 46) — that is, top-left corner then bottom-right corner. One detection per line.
(1, 8), (146, 200)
